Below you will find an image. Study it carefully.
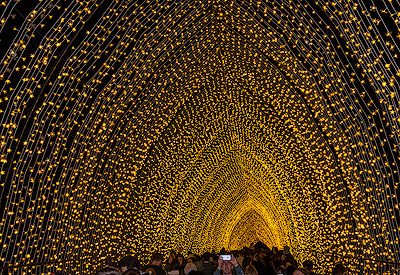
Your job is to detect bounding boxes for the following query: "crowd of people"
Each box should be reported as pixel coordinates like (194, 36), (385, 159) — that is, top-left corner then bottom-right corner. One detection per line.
(93, 244), (348, 275)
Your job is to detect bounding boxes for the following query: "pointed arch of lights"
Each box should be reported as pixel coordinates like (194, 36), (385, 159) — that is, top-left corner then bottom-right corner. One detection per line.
(0, 0), (400, 274)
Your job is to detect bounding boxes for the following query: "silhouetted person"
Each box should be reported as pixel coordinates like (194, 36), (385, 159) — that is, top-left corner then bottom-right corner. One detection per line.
(144, 253), (167, 275)
(302, 260), (320, 275)
(252, 253), (273, 275)
(176, 254), (186, 270)
(203, 252), (216, 275)
(106, 256), (119, 270)
(119, 255), (141, 273)
(165, 251), (177, 272)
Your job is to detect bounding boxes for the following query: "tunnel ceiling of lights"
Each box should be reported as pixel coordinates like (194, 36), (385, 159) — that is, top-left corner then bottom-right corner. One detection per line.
(1, 0), (400, 274)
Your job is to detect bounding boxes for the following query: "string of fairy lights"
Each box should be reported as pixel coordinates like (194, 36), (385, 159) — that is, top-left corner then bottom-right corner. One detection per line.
(1, 0), (400, 274)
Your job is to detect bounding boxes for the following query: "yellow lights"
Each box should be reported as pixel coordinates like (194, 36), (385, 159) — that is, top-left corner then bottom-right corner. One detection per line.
(0, 0), (400, 274)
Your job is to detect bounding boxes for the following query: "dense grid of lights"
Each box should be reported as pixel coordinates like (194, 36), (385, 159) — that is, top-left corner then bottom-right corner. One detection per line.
(0, 0), (400, 274)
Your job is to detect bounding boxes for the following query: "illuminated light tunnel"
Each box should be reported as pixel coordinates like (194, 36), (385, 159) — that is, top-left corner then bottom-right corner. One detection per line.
(0, 0), (400, 274)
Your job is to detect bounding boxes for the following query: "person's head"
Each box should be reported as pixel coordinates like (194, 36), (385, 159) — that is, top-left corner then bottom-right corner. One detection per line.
(106, 256), (119, 269)
(244, 264), (258, 275)
(332, 264), (347, 275)
(184, 263), (197, 275)
(221, 260), (233, 275)
(202, 252), (211, 262)
(187, 257), (196, 264)
(119, 255), (141, 273)
(302, 260), (313, 272)
(176, 254), (185, 266)
(260, 250), (267, 258)
(151, 253), (164, 266)
(95, 267), (122, 275)
(283, 246), (290, 255)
